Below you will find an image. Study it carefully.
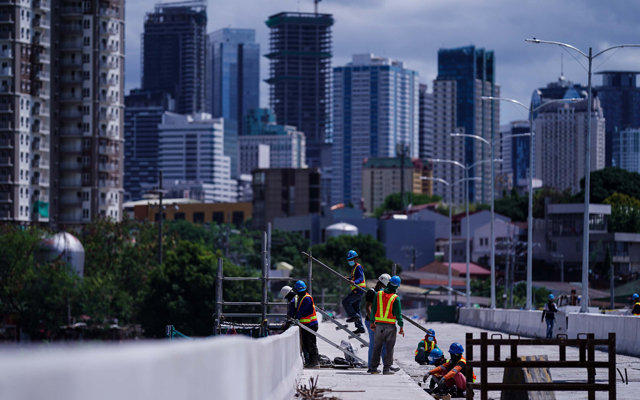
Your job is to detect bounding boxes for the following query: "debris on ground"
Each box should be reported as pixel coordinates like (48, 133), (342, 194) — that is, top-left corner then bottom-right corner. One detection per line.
(295, 376), (365, 399)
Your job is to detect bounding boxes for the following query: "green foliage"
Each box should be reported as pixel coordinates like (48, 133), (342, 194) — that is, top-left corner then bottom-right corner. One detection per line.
(0, 225), (80, 340)
(139, 241), (260, 337)
(373, 192), (442, 218)
(493, 188), (528, 222)
(603, 193), (640, 233)
(470, 279), (551, 309)
(576, 167), (640, 204)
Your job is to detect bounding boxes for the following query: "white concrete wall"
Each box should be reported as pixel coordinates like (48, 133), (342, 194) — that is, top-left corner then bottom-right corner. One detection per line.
(0, 326), (303, 400)
(459, 308), (640, 357)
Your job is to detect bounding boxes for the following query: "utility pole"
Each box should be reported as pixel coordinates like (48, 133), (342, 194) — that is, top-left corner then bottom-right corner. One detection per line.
(399, 143), (405, 213)
(157, 171), (163, 264)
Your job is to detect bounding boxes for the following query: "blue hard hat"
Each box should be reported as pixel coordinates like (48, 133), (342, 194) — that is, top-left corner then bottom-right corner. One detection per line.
(426, 328), (436, 336)
(294, 280), (307, 292)
(428, 348), (444, 365)
(389, 275), (401, 287)
(346, 250), (358, 260)
(633, 293), (639, 300)
(449, 342), (464, 355)
(548, 294), (555, 300)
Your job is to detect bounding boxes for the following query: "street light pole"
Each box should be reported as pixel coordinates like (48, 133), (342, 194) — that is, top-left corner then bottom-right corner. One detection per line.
(158, 171), (163, 264)
(525, 39), (640, 312)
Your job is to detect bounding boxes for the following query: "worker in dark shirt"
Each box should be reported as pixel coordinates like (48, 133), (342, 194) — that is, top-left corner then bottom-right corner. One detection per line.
(541, 294), (558, 339)
(342, 250), (366, 334)
(631, 293), (640, 315)
(365, 273), (390, 372)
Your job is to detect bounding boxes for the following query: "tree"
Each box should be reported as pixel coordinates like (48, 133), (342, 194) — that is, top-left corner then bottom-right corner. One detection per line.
(139, 241), (261, 337)
(0, 225), (80, 340)
(373, 192), (442, 218)
(603, 193), (640, 233)
(575, 167), (640, 204)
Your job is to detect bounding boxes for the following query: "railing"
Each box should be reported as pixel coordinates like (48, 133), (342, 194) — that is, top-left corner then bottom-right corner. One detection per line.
(32, 194), (49, 203)
(60, 94), (82, 102)
(37, 52), (49, 63)
(0, 121), (12, 130)
(100, 113), (118, 121)
(99, 128), (118, 138)
(34, 0), (50, 10)
(31, 158), (49, 168)
(465, 332), (617, 400)
(100, 76), (118, 86)
(0, 156), (11, 166)
(0, 175), (12, 183)
(99, 163), (118, 172)
(102, 43), (119, 53)
(0, 86), (12, 94)
(60, 162), (82, 170)
(0, 14), (13, 23)
(0, 32), (12, 40)
(0, 192), (10, 202)
(35, 35), (50, 46)
(60, 127), (82, 136)
(0, 139), (12, 148)
(100, 26), (119, 36)
(0, 103), (11, 112)
(100, 197), (116, 206)
(60, 144), (82, 153)
(0, 67), (11, 76)
(100, 60), (118, 70)
(60, 24), (82, 32)
(0, 210), (10, 220)
(60, 179), (81, 187)
(61, 6), (83, 15)
(99, 180), (118, 188)
(32, 124), (50, 133)
(60, 196), (83, 206)
(0, 49), (11, 58)
(99, 146), (117, 155)
(60, 41), (82, 50)
(31, 176), (49, 186)
(100, 94), (119, 103)
(34, 106), (50, 115)
(35, 88), (49, 97)
(33, 140), (49, 151)
(100, 8), (120, 18)
(34, 18), (51, 29)
(36, 71), (50, 80)
(61, 111), (82, 118)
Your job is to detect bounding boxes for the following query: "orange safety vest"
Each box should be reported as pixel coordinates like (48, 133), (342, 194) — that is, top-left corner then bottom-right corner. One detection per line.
(634, 302), (640, 316)
(350, 263), (367, 291)
(374, 291), (398, 324)
(295, 293), (317, 325)
(415, 340), (436, 356)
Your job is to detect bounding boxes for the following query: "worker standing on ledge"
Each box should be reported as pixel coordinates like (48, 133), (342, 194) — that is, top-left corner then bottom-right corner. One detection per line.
(631, 293), (640, 315)
(293, 280), (320, 369)
(369, 275), (404, 375)
(342, 250), (366, 335)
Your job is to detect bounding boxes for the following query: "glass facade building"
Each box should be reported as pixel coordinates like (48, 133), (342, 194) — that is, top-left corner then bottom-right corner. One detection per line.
(595, 71), (640, 167)
(208, 28), (259, 137)
(614, 128), (640, 173)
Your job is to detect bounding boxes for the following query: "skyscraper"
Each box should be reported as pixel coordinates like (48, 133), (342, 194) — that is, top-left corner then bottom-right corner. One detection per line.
(265, 12), (333, 168)
(52, 0), (125, 226)
(419, 84), (434, 160)
(142, 1), (207, 114)
(535, 98), (605, 193)
(332, 54), (419, 206)
(208, 28), (259, 135)
(595, 71), (640, 168)
(124, 89), (174, 201)
(614, 128), (640, 173)
(432, 46), (500, 204)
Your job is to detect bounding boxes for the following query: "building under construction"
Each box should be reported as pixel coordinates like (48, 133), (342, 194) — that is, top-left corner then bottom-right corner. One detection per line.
(265, 12), (333, 168)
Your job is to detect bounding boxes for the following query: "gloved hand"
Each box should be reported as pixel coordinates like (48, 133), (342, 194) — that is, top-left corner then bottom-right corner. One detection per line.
(399, 327), (404, 337)
(422, 371), (430, 382)
(437, 376), (447, 389)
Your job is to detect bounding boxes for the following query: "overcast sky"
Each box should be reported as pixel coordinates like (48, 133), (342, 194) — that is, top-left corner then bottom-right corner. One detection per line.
(125, 0), (640, 124)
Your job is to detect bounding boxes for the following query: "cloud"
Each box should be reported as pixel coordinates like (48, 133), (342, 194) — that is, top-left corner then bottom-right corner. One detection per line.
(124, 0), (640, 124)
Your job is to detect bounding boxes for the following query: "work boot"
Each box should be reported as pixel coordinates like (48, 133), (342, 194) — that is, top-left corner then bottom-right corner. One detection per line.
(305, 361), (320, 369)
(346, 316), (358, 323)
(390, 365), (400, 372)
(369, 368), (380, 374)
(352, 327), (365, 335)
(383, 369), (395, 375)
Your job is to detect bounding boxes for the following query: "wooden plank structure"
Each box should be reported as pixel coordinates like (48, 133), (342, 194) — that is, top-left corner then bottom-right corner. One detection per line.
(465, 332), (616, 400)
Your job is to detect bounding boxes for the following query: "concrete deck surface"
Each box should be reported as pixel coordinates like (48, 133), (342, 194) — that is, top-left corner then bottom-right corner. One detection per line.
(298, 316), (640, 400)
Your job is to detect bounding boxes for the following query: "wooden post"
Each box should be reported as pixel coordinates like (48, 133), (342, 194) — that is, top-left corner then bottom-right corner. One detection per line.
(481, 332), (488, 400)
(587, 333), (596, 400)
(608, 332), (616, 400)
(466, 332), (474, 400)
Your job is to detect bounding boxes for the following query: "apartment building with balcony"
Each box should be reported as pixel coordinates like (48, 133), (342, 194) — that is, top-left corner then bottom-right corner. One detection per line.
(50, 0), (124, 226)
(0, 0), (51, 223)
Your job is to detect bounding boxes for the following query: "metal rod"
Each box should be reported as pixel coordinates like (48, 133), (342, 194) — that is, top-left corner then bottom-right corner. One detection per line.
(267, 222), (272, 271)
(217, 301), (289, 306)
(448, 185), (453, 305)
(526, 107), (534, 310)
(222, 313), (288, 317)
(315, 307), (369, 347)
(466, 168), (471, 308)
(308, 249), (313, 295)
(214, 258), (223, 335)
(302, 252), (428, 333)
(490, 123), (496, 310)
(261, 231), (267, 321)
(294, 320), (367, 365)
(467, 383), (610, 391)
(392, 263), (397, 276)
(222, 276), (313, 281)
(581, 47), (593, 313)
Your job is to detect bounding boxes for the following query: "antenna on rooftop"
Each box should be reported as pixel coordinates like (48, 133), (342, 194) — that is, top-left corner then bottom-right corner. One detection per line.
(314, 0), (321, 14)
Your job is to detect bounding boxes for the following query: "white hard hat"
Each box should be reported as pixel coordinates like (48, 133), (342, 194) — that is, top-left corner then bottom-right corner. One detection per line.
(378, 273), (391, 287)
(280, 285), (293, 299)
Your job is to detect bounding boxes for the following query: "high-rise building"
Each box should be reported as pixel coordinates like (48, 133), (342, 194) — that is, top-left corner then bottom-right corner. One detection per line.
(419, 84), (434, 160)
(505, 120), (532, 188)
(595, 71), (640, 168)
(0, 0), (52, 223)
(208, 28), (259, 136)
(432, 46), (500, 205)
(124, 89), (174, 201)
(142, 1), (206, 114)
(52, 0), (125, 226)
(158, 113), (237, 203)
(612, 128), (640, 173)
(535, 98), (605, 193)
(361, 157), (433, 214)
(265, 12), (333, 168)
(332, 54), (419, 206)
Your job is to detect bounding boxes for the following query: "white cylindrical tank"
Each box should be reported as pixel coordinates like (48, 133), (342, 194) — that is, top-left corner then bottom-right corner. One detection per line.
(325, 222), (358, 239)
(38, 232), (85, 277)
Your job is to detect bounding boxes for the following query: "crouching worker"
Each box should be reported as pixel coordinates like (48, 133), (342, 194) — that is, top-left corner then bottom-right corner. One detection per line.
(415, 328), (439, 365)
(423, 343), (473, 395)
(293, 280), (320, 369)
(422, 348), (447, 390)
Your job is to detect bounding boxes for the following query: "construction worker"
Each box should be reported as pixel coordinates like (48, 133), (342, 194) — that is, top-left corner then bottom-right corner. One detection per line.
(293, 280), (320, 369)
(365, 273), (390, 372)
(369, 275), (404, 375)
(422, 347), (447, 391)
(415, 328), (439, 365)
(541, 293), (558, 339)
(632, 293), (640, 315)
(423, 343), (470, 395)
(342, 250), (366, 334)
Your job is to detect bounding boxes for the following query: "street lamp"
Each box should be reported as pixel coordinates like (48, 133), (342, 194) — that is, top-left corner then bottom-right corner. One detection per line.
(482, 96), (580, 310)
(422, 174), (481, 308)
(525, 38), (640, 313)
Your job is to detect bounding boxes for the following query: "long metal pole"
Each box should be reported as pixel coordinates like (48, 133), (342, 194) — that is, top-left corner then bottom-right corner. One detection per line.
(581, 48), (593, 313)
(214, 258), (223, 335)
(448, 184), (453, 306)
(490, 131), (496, 309)
(308, 249), (313, 295)
(609, 245), (614, 310)
(526, 108), (534, 310)
(262, 231), (268, 321)
(157, 170), (163, 265)
(267, 222), (272, 270)
(465, 168), (471, 308)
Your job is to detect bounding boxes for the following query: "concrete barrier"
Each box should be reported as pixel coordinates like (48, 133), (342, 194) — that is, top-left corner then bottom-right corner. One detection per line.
(567, 313), (640, 357)
(459, 309), (566, 339)
(0, 326), (303, 400)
